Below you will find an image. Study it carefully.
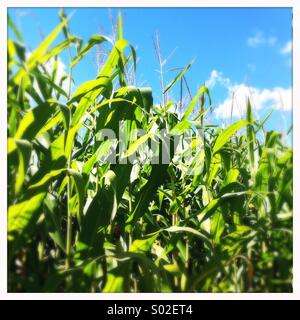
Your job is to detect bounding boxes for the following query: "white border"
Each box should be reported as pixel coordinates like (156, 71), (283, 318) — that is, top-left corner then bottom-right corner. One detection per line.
(0, 0), (299, 7)
(0, 1), (7, 297)
(0, 0), (299, 300)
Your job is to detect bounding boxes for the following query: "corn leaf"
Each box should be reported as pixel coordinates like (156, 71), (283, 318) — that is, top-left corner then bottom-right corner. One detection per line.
(213, 120), (248, 155)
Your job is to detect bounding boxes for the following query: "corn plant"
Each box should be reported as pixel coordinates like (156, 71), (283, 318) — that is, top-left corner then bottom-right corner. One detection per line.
(7, 12), (292, 293)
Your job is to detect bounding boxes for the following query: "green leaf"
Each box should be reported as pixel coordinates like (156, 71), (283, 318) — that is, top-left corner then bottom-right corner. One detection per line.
(13, 16), (70, 84)
(71, 34), (111, 68)
(114, 86), (153, 113)
(32, 71), (68, 99)
(14, 139), (32, 195)
(126, 164), (170, 226)
(207, 153), (221, 187)
(255, 147), (269, 193)
(58, 103), (71, 132)
(198, 198), (221, 223)
(246, 98), (255, 172)
(79, 171), (117, 255)
(169, 120), (191, 135)
(70, 80), (112, 126)
(70, 40), (127, 103)
(29, 169), (66, 191)
(103, 273), (125, 293)
(100, 39), (129, 77)
(70, 77), (112, 104)
(163, 60), (193, 94)
(129, 234), (158, 253)
(102, 262), (130, 293)
(213, 120), (248, 155)
(164, 226), (212, 250)
(44, 194), (66, 253)
(82, 139), (115, 175)
(118, 11), (123, 41)
(8, 40), (26, 66)
(65, 123), (82, 158)
(35, 111), (62, 136)
(67, 169), (85, 226)
(15, 103), (55, 140)
(8, 138), (17, 155)
(70, 39), (134, 125)
(38, 36), (78, 65)
(211, 211), (225, 244)
(124, 132), (154, 157)
(182, 85), (211, 121)
(199, 191), (249, 224)
(113, 164), (133, 203)
(7, 192), (46, 242)
(223, 168), (240, 187)
(8, 15), (23, 42)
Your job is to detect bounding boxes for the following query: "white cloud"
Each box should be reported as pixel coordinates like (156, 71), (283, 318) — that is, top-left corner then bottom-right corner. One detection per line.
(247, 32), (264, 47)
(214, 83), (292, 119)
(280, 41), (292, 55)
(247, 31), (277, 48)
(206, 69), (230, 89)
(207, 69), (292, 119)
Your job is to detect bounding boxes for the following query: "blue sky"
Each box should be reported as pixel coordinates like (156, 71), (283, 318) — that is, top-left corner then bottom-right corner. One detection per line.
(8, 8), (292, 139)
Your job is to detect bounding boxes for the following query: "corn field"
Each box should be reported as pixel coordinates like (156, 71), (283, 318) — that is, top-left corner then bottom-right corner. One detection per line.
(7, 12), (292, 292)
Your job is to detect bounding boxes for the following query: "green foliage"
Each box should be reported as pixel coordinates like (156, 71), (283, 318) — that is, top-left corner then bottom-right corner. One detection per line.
(7, 13), (292, 293)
